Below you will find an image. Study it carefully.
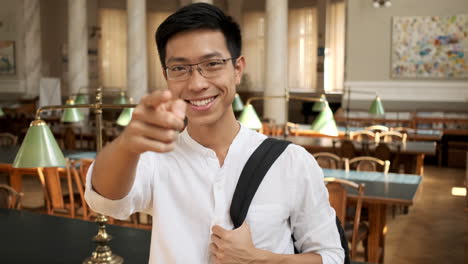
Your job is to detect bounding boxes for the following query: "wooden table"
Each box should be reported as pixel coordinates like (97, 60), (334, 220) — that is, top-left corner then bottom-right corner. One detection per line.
(0, 146), (96, 192)
(277, 136), (436, 175)
(0, 208), (151, 263)
(323, 169), (421, 263)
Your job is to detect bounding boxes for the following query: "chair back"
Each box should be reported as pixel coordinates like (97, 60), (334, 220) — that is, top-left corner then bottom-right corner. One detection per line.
(390, 127), (415, 134)
(345, 156), (391, 173)
(70, 159), (92, 220)
(380, 131), (407, 143)
(36, 160), (78, 218)
(0, 184), (24, 209)
(350, 130), (380, 143)
(365, 125), (389, 133)
(313, 152), (343, 169)
(0, 133), (18, 146)
(324, 178), (364, 259)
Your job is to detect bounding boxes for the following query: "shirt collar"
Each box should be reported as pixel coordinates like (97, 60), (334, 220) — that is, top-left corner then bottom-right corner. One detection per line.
(179, 122), (249, 161)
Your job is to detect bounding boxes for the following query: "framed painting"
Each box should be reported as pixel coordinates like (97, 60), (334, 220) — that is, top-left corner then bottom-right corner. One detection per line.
(391, 15), (468, 79)
(0, 40), (16, 75)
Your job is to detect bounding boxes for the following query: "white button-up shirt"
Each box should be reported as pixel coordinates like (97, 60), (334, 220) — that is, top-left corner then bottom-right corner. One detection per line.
(85, 124), (344, 264)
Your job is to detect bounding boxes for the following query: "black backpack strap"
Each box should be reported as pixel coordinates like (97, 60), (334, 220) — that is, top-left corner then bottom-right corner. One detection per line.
(229, 137), (350, 263)
(230, 137), (291, 228)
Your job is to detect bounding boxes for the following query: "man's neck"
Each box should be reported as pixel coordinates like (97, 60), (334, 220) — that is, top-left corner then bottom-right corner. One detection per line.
(187, 112), (240, 166)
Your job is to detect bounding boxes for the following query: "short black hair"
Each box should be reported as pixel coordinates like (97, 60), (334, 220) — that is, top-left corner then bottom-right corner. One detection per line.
(155, 3), (242, 67)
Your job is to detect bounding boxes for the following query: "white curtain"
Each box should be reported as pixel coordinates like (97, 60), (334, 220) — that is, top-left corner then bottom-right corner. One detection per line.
(242, 8), (317, 92)
(241, 12), (265, 92)
(325, 0), (345, 92)
(147, 12), (171, 92)
(99, 8), (127, 91)
(288, 7), (317, 92)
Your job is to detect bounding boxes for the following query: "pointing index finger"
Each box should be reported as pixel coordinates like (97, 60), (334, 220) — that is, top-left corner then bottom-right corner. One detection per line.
(141, 90), (172, 108)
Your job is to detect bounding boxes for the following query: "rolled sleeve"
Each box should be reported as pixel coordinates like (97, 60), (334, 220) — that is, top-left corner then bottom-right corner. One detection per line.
(84, 152), (155, 220)
(288, 146), (345, 264)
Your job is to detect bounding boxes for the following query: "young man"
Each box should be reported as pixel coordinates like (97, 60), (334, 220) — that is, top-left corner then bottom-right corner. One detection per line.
(85, 3), (344, 264)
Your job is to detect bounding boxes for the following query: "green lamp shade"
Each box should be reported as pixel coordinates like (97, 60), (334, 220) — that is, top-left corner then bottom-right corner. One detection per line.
(312, 94), (327, 112)
(75, 94), (89, 104)
(13, 120), (66, 168)
(0, 107), (4, 117)
(310, 103), (338, 136)
(61, 99), (84, 123)
(232, 93), (244, 112)
(114, 91), (128, 104)
(238, 104), (262, 130)
(116, 108), (134, 126)
(369, 96), (385, 116)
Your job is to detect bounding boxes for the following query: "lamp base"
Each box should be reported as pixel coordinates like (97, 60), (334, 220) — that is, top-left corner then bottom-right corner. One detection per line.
(83, 214), (124, 264)
(83, 248), (123, 264)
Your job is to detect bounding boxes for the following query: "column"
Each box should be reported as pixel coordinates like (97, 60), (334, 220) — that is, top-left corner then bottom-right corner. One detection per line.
(68, 0), (89, 96)
(227, 0), (243, 25)
(192, 0), (213, 3)
(127, 0), (148, 103)
(23, 0), (42, 98)
(264, 0), (288, 125)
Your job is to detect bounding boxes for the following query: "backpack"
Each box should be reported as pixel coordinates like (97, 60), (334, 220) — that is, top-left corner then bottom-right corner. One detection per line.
(229, 137), (350, 264)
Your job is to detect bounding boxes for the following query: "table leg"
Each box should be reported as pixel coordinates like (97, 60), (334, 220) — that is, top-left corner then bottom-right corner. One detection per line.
(415, 154), (425, 175)
(367, 204), (387, 263)
(9, 169), (22, 192)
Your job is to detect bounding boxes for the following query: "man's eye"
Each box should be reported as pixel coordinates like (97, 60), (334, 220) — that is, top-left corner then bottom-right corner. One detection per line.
(170, 66), (187, 72)
(204, 61), (223, 69)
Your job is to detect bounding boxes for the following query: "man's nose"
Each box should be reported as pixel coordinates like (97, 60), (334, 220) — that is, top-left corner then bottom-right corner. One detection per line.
(187, 67), (209, 92)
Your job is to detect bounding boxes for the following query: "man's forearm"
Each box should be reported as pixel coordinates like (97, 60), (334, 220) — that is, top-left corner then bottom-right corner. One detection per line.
(91, 135), (140, 200)
(253, 249), (322, 264)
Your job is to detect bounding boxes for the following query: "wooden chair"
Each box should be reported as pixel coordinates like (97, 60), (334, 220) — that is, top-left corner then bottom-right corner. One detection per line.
(325, 178), (367, 260)
(313, 152), (344, 169)
(379, 131), (407, 143)
(365, 125), (389, 133)
(390, 127), (415, 134)
(0, 184), (24, 209)
(0, 133), (18, 146)
(345, 156), (391, 173)
(36, 160), (86, 219)
(350, 130), (380, 143)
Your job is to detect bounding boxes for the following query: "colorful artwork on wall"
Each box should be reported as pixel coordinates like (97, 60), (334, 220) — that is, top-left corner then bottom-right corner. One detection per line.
(0, 41), (16, 75)
(391, 15), (468, 79)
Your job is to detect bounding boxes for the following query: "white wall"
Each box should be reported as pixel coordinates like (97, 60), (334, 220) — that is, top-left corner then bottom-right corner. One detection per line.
(345, 0), (468, 108)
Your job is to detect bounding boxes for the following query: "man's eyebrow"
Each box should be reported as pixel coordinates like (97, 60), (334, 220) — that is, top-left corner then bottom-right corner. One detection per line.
(166, 52), (225, 65)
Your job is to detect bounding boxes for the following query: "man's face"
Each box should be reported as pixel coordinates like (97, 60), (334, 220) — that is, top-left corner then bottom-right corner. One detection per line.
(164, 29), (244, 127)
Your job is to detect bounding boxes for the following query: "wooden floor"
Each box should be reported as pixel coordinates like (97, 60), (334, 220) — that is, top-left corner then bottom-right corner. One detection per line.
(1, 165), (466, 264)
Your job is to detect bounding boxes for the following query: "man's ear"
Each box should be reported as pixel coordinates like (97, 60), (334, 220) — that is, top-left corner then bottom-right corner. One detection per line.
(234, 56), (246, 85)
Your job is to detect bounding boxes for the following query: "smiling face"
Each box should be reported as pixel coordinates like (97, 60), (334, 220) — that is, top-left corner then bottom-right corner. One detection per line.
(164, 29), (244, 128)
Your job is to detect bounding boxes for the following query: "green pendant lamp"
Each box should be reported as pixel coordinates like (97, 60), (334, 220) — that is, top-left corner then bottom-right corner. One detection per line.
(312, 94), (327, 112)
(13, 120), (66, 168)
(61, 99), (84, 123)
(369, 96), (385, 116)
(0, 107), (4, 117)
(310, 102), (338, 136)
(113, 91), (128, 104)
(116, 98), (134, 126)
(75, 93), (89, 105)
(232, 93), (244, 112)
(238, 104), (262, 130)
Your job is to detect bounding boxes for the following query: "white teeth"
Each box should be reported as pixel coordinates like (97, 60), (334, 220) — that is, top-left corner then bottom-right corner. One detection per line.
(190, 97), (215, 106)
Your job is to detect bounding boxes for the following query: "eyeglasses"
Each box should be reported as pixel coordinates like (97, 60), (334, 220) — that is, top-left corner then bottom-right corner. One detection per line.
(165, 58), (235, 81)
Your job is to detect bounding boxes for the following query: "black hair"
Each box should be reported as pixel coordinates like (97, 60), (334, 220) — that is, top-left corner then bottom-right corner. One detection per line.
(155, 3), (242, 67)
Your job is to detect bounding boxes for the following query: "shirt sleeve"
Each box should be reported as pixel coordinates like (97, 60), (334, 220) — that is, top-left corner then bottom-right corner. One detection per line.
(84, 151), (155, 220)
(287, 145), (345, 264)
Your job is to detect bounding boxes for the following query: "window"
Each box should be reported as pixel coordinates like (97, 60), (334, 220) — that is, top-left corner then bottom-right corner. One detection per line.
(241, 12), (265, 92)
(325, 0), (345, 92)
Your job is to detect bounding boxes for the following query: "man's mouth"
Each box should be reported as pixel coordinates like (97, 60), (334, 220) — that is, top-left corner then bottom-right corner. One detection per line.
(186, 96), (218, 107)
